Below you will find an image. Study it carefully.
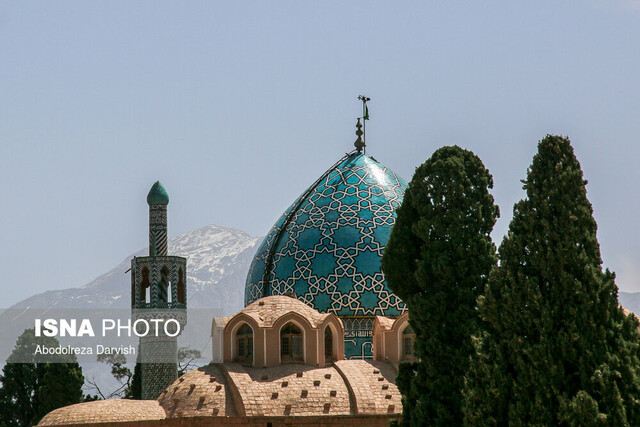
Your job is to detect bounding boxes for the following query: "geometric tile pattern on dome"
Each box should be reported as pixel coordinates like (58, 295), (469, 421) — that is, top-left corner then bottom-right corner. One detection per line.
(245, 152), (408, 321)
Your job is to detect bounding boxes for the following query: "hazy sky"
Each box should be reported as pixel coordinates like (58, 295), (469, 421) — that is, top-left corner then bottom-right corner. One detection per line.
(2, 1), (640, 307)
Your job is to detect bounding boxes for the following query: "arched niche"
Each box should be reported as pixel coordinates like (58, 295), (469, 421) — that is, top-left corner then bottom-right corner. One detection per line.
(401, 323), (416, 362)
(234, 323), (254, 364)
(279, 321), (305, 363)
(320, 316), (343, 363)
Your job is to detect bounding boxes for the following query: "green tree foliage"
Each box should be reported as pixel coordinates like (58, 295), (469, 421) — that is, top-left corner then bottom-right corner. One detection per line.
(0, 329), (86, 426)
(464, 135), (640, 426)
(0, 360), (45, 426)
(394, 362), (418, 426)
(382, 145), (499, 426)
(128, 361), (142, 400)
(36, 363), (84, 421)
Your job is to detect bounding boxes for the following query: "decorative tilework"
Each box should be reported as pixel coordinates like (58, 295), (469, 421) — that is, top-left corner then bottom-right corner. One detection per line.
(245, 152), (407, 358)
(140, 340), (178, 399)
(131, 182), (187, 401)
(149, 205), (168, 256)
(131, 256), (187, 308)
(343, 318), (375, 359)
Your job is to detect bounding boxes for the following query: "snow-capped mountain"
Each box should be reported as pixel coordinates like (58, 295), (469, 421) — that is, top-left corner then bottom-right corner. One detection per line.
(6, 225), (262, 314)
(620, 292), (640, 319)
(0, 225), (261, 394)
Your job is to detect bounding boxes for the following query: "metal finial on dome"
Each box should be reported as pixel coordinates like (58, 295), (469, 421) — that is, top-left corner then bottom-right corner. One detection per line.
(354, 118), (365, 152)
(356, 95), (370, 153)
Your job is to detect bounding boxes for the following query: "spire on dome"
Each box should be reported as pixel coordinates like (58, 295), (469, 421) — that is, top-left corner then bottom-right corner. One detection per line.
(354, 118), (365, 152)
(356, 95), (370, 153)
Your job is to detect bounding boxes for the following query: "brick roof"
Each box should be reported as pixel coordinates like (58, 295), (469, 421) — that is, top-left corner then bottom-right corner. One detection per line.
(238, 295), (333, 328)
(158, 364), (236, 418)
(334, 360), (402, 415)
(159, 360), (401, 419)
(37, 399), (166, 425)
(37, 360), (402, 423)
(224, 362), (352, 416)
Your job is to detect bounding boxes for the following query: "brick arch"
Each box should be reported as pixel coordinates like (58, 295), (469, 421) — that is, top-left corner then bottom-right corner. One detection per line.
(233, 321), (255, 365)
(225, 313), (261, 336)
(390, 312), (410, 335)
(271, 311), (315, 332)
(223, 314), (262, 366)
(274, 315), (310, 364)
(392, 313), (411, 362)
(320, 315), (344, 363)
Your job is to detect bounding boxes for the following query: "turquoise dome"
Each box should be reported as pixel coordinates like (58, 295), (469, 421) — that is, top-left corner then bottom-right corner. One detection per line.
(244, 152), (408, 318)
(147, 181), (169, 205)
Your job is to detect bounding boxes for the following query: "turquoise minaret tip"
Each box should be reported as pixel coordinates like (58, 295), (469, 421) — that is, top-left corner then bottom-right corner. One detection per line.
(147, 181), (169, 205)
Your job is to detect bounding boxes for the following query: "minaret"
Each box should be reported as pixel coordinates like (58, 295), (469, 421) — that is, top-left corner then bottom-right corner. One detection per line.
(131, 181), (187, 399)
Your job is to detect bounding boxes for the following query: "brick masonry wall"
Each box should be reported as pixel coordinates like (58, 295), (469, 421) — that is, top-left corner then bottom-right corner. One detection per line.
(43, 414), (401, 427)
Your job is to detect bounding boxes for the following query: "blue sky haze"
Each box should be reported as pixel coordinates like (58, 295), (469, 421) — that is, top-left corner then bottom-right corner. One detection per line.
(2, 1), (640, 305)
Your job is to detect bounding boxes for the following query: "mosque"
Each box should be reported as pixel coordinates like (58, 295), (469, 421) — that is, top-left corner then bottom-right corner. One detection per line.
(38, 118), (414, 426)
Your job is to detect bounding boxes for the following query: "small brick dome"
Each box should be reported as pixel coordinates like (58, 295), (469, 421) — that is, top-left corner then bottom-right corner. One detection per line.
(38, 399), (166, 425)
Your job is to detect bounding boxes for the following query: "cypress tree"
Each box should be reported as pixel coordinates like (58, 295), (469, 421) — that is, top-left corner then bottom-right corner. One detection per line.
(382, 145), (499, 426)
(35, 362), (85, 422)
(0, 361), (44, 426)
(126, 362), (142, 400)
(0, 329), (86, 426)
(464, 135), (640, 426)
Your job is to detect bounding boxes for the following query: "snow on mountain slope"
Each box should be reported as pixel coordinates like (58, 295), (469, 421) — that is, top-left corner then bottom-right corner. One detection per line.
(7, 225), (261, 314)
(0, 225), (261, 395)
